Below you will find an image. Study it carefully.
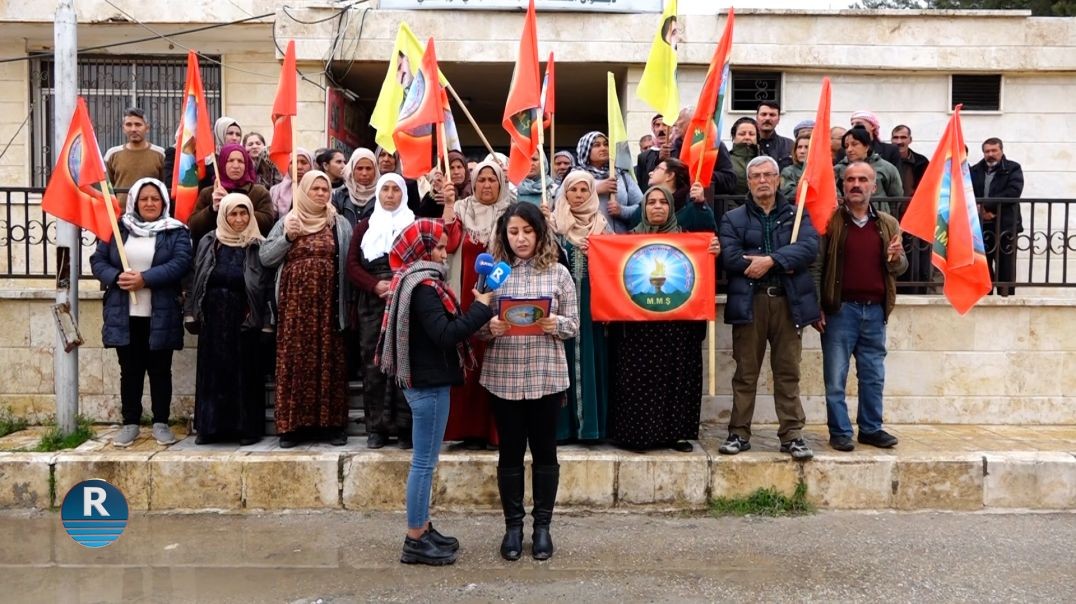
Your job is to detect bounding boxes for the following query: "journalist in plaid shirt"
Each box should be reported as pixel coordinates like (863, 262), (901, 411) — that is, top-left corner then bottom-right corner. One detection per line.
(479, 203), (579, 562)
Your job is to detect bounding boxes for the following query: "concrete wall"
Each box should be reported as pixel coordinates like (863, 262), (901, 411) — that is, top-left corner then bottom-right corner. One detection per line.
(2, 292), (1073, 426)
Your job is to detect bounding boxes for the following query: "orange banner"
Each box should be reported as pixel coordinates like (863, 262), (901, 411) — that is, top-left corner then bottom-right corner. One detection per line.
(588, 233), (716, 321)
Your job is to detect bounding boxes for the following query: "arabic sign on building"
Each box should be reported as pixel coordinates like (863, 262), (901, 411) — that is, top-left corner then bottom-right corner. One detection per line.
(379, 0), (663, 13)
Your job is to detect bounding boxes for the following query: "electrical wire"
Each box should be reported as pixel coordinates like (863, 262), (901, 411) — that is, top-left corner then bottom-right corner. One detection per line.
(0, 13), (275, 65)
(0, 104), (33, 164)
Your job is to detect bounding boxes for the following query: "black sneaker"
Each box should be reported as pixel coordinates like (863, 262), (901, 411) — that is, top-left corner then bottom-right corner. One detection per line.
(400, 531), (457, 566)
(718, 434), (751, 455)
(780, 438), (814, 460)
(829, 435), (855, 452)
(428, 523), (459, 552)
(328, 430), (348, 446)
(367, 433), (386, 449)
(858, 430), (898, 448)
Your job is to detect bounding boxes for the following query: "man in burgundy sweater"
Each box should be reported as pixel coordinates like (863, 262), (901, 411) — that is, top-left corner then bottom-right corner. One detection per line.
(812, 162), (908, 452)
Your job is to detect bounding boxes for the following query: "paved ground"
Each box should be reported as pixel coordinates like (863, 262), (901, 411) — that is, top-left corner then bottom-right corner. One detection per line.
(1, 510), (1073, 603)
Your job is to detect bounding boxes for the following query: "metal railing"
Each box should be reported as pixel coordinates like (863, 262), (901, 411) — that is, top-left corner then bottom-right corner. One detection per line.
(2, 188), (1074, 293)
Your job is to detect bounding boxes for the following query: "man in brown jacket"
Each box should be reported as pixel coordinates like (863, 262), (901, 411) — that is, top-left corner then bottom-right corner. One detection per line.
(812, 161), (907, 452)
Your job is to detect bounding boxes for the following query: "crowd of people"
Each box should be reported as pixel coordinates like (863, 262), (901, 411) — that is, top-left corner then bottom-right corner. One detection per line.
(91, 102), (1024, 565)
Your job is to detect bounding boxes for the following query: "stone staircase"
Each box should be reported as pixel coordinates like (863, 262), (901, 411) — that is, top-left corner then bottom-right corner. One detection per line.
(262, 380), (366, 437)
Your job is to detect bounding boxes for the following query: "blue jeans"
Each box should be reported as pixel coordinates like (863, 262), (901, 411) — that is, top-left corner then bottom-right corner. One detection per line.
(403, 385), (451, 530)
(821, 302), (887, 439)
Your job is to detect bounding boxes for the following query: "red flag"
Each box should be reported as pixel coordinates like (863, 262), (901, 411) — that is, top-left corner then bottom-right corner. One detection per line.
(269, 40), (297, 177)
(41, 98), (122, 242)
(901, 105), (992, 314)
(541, 52), (555, 129)
(795, 77), (838, 235)
(393, 38), (447, 179)
(171, 50), (215, 223)
(588, 233), (716, 321)
(502, 0), (542, 185)
(679, 8), (734, 187)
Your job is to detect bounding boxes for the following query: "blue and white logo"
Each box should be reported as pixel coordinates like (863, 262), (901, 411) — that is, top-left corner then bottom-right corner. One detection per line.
(60, 479), (129, 548)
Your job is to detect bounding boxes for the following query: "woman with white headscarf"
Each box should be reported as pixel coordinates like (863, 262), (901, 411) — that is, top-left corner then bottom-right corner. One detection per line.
(91, 177), (192, 448)
(440, 158), (514, 448)
(346, 173), (416, 449)
(214, 116), (242, 150)
(186, 193), (272, 446)
(260, 170), (354, 448)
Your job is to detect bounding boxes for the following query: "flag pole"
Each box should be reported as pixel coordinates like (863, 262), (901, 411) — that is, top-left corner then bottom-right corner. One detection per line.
(438, 121), (451, 187)
(98, 178), (137, 305)
(290, 119), (297, 205)
(550, 112), (556, 164)
(790, 130), (818, 243)
(536, 110), (550, 208)
(692, 126), (706, 185)
(707, 319), (716, 396)
(446, 83), (497, 159)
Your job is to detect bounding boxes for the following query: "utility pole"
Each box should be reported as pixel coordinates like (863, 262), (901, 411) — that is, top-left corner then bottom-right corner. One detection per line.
(53, 0), (79, 436)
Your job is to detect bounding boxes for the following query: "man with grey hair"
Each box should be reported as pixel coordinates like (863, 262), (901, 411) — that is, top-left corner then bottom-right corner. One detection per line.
(718, 155), (821, 460)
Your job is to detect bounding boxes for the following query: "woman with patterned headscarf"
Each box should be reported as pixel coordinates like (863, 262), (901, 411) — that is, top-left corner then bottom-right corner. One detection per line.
(548, 170), (612, 442)
(576, 131), (643, 233)
(379, 218), (496, 566)
(332, 147), (381, 226)
(190, 144), (275, 246)
(346, 173), (415, 450)
(440, 158), (514, 448)
(186, 193), (271, 446)
(260, 170), (353, 448)
(607, 185), (720, 453)
(91, 177), (192, 449)
(269, 147), (315, 218)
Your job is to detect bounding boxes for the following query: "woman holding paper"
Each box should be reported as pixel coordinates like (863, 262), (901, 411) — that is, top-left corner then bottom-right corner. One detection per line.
(607, 186), (720, 452)
(482, 202), (579, 562)
(441, 158), (513, 449)
(91, 178), (192, 448)
(549, 170), (612, 443)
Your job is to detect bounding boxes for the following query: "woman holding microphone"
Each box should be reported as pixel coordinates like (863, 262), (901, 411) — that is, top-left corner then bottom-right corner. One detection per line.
(481, 203), (579, 561)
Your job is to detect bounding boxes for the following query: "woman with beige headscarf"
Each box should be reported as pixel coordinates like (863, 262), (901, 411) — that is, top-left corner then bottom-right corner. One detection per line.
(260, 170), (354, 448)
(549, 170), (612, 442)
(332, 147), (381, 227)
(186, 193), (271, 446)
(440, 158), (514, 448)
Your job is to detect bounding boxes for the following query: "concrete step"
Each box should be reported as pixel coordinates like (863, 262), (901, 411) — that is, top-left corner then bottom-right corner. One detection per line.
(263, 380), (366, 436)
(1, 425), (1073, 512)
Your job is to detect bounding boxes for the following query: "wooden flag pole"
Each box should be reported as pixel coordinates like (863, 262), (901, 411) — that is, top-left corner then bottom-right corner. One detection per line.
(445, 83), (497, 159)
(707, 319), (716, 396)
(536, 112), (550, 209)
(438, 121), (451, 186)
(290, 118), (297, 207)
(98, 178), (136, 305)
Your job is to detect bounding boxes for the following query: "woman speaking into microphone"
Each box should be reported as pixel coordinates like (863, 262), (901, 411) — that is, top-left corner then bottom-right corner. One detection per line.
(480, 203), (579, 561)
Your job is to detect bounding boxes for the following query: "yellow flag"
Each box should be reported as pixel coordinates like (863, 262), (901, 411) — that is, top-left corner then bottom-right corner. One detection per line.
(607, 72), (632, 173)
(635, 0), (679, 122)
(369, 23), (449, 154)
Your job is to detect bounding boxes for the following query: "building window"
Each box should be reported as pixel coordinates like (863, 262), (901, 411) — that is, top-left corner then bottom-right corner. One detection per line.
(950, 74), (1002, 112)
(30, 55), (222, 186)
(730, 70), (782, 112)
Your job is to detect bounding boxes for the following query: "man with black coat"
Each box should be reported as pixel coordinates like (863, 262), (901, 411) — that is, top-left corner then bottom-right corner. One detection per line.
(717, 155), (821, 461)
(970, 137), (1024, 296)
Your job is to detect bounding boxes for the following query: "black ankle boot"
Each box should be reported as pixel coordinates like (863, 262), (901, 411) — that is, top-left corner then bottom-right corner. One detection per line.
(400, 531), (457, 566)
(497, 466), (526, 561)
(531, 464), (559, 560)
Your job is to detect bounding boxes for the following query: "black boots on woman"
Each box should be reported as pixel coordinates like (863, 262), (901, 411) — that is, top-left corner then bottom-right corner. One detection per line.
(530, 464), (559, 560)
(497, 466), (525, 561)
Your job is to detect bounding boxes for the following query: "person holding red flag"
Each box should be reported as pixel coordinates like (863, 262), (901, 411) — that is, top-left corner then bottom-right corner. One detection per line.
(91, 178), (192, 448)
(189, 144), (275, 246)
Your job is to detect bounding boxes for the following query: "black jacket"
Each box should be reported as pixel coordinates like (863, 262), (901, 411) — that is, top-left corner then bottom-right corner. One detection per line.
(331, 187), (376, 227)
(719, 193), (821, 328)
(666, 137), (738, 196)
(408, 285), (495, 388)
(185, 232), (272, 332)
(90, 225), (193, 350)
(970, 155), (1024, 232)
(758, 133), (794, 170)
